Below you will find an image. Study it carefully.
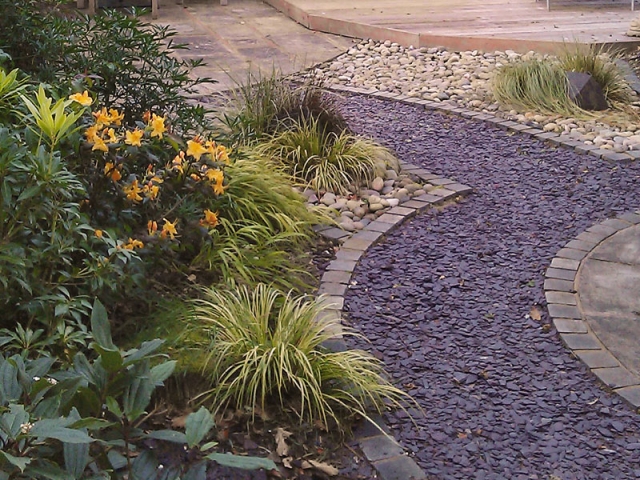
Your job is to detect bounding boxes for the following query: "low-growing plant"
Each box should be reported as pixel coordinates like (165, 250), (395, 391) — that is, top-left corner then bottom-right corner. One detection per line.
(222, 70), (347, 146)
(257, 116), (396, 194)
(559, 45), (633, 105)
(190, 284), (414, 430)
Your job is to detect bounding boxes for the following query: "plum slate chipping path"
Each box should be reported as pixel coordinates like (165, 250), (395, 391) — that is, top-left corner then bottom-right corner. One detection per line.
(336, 93), (640, 479)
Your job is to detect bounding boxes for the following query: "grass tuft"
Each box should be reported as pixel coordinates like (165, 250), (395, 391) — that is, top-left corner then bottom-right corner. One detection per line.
(190, 284), (415, 430)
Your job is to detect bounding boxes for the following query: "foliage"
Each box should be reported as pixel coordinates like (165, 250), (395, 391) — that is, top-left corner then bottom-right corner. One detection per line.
(558, 45), (633, 105)
(222, 70), (347, 146)
(190, 284), (413, 430)
(0, 2), (212, 134)
(493, 46), (633, 116)
(257, 116), (395, 194)
(492, 58), (585, 116)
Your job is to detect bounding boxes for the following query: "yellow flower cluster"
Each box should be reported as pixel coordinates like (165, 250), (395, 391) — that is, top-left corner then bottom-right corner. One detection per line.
(168, 137), (229, 196)
(84, 108), (166, 154)
(147, 218), (178, 240)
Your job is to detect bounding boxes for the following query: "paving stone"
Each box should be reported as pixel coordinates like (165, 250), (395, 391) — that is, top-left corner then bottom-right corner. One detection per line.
(550, 257), (580, 270)
(593, 367), (640, 389)
(564, 239), (596, 251)
(446, 183), (473, 194)
(602, 152), (634, 163)
(600, 218), (632, 230)
(575, 349), (620, 369)
(616, 385), (640, 408)
(320, 338), (348, 352)
(428, 188), (457, 199)
(588, 226), (640, 265)
(547, 304), (581, 319)
(371, 456), (427, 480)
(321, 270), (352, 284)
(588, 148), (610, 159)
(576, 230), (611, 244)
(387, 206), (416, 217)
(413, 193), (444, 204)
(335, 248), (363, 262)
(320, 227), (351, 240)
(414, 172), (440, 181)
(360, 435), (404, 462)
(354, 415), (391, 438)
(536, 131), (560, 140)
(376, 213), (406, 225)
(545, 291), (577, 305)
(555, 247), (588, 261)
(560, 333), (601, 350)
(586, 223), (618, 236)
(341, 237), (374, 251)
(365, 221), (397, 233)
(543, 278), (575, 292)
(327, 260), (357, 272)
(318, 282), (349, 296)
(352, 230), (384, 242)
(618, 212), (640, 224)
(553, 318), (588, 333)
(318, 295), (344, 310)
(401, 200), (430, 210)
(574, 143), (600, 154)
(522, 128), (544, 135)
(545, 268), (577, 282)
(428, 178), (455, 186)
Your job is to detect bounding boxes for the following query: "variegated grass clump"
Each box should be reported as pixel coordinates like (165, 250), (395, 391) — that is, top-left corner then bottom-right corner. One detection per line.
(190, 283), (414, 429)
(257, 116), (397, 195)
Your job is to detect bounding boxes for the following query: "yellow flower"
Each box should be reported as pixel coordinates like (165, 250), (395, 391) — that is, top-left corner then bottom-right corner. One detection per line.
(190, 173), (201, 182)
(123, 179), (143, 202)
(211, 180), (225, 196)
(94, 229), (103, 238)
(215, 145), (230, 164)
(122, 238), (144, 250)
(147, 220), (158, 235)
(109, 109), (124, 126)
(85, 124), (99, 143)
(105, 128), (118, 144)
(104, 162), (122, 182)
(170, 152), (185, 173)
(186, 139), (207, 161)
(93, 107), (111, 128)
(161, 218), (178, 240)
(125, 128), (144, 147)
(92, 136), (108, 153)
(205, 140), (217, 156)
(69, 90), (93, 107)
(150, 114), (166, 139)
(143, 184), (160, 200)
(142, 110), (151, 124)
(200, 209), (219, 228)
(204, 168), (224, 184)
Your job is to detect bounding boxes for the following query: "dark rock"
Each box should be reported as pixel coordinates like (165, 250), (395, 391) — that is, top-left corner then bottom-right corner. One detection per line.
(566, 71), (609, 111)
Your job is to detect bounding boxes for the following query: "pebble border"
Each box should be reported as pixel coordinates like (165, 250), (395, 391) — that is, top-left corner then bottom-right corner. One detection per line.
(545, 211), (640, 412)
(312, 86), (640, 479)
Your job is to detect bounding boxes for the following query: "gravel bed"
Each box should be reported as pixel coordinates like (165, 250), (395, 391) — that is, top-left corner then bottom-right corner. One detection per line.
(339, 95), (640, 480)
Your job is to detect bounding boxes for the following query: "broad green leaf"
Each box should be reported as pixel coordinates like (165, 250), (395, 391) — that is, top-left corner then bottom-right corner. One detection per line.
(145, 429), (187, 443)
(150, 360), (176, 385)
(123, 339), (164, 365)
(122, 365), (153, 421)
(182, 462), (207, 480)
(26, 461), (75, 480)
(63, 441), (90, 479)
(0, 404), (29, 439)
(205, 453), (277, 471)
(90, 299), (116, 351)
(105, 396), (123, 418)
(185, 407), (215, 448)
(30, 419), (93, 444)
(0, 357), (20, 403)
(130, 450), (158, 480)
(0, 451), (30, 472)
(69, 418), (113, 431)
(93, 345), (123, 373)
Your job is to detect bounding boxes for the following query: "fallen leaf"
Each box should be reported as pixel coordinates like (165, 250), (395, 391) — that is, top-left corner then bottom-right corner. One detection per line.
(282, 456), (293, 469)
(530, 305), (542, 321)
(274, 427), (292, 457)
(307, 459), (339, 476)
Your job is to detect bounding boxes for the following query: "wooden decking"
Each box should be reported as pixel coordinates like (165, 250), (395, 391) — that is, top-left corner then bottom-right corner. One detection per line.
(263, 0), (640, 53)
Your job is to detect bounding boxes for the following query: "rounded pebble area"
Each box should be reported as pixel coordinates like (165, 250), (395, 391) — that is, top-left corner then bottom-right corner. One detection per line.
(339, 95), (640, 480)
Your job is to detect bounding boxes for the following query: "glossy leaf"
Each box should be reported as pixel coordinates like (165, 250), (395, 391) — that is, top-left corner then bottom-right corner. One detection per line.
(185, 407), (215, 448)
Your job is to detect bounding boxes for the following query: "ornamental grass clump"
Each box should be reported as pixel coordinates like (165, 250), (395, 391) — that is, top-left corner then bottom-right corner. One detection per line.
(258, 116), (396, 194)
(191, 284), (413, 429)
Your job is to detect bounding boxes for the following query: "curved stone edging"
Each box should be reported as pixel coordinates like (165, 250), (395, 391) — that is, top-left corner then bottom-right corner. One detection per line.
(314, 97), (473, 478)
(545, 211), (640, 412)
(327, 84), (640, 163)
